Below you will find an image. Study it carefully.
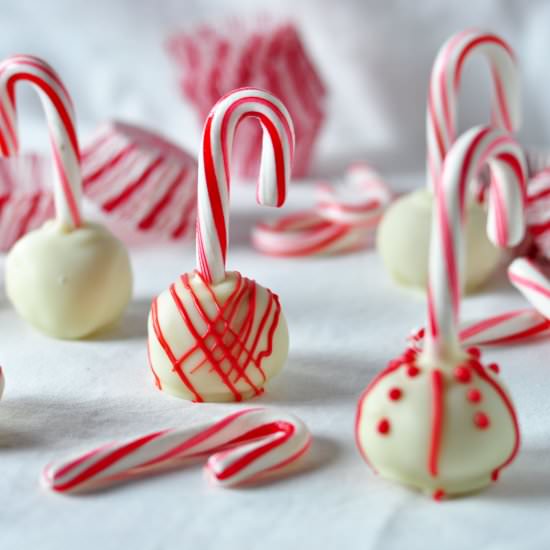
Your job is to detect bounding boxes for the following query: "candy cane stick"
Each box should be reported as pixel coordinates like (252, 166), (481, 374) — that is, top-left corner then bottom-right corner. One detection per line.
(459, 309), (550, 346)
(196, 87), (295, 284)
(0, 55), (82, 228)
(316, 163), (392, 226)
(508, 258), (550, 319)
(42, 408), (312, 494)
(252, 163), (390, 257)
(423, 125), (526, 362)
(253, 211), (373, 256)
(426, 29), (520, 191)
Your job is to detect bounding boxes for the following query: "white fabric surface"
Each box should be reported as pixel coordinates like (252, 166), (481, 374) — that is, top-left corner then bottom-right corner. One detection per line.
(2, 1), (550, 548)
(1, 181), (550, 549)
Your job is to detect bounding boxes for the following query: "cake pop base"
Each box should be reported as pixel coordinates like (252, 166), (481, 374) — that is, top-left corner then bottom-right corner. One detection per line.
(147, 271), (289, 403)
(5, 220), (132, 339)
(356, 346), (519, 499)
(377, 188), (501, 292)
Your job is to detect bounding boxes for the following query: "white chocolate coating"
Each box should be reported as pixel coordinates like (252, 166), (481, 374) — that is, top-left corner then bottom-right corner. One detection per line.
(5, 221), (132, 339)
(147, 271), (288, 402)
(376, 189), (501, 292)
(356, 350), (518, 497)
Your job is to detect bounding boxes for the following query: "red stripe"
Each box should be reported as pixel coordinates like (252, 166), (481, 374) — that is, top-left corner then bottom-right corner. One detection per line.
(509, 272), (550, 299)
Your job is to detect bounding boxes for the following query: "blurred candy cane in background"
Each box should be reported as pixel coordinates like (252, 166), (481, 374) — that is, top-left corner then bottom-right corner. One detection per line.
(252, 163), (392, 256)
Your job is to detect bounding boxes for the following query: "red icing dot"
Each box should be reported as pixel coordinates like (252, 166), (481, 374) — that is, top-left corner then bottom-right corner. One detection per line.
(491, 469), (500, 482)
(488, 363), (500, 374)
(388, 388), (403, 401)
(407, 365), (420, 377)
(433, 489), (445, 501)
(454, 365), (472, 383)
(377, 418), (391, 435)
(403, 348), (417, 361)
(467, 346), (481, 359)
(474, 412), (490, 429)
(388, 387), (402, 401)
(467, 388), (482, 403)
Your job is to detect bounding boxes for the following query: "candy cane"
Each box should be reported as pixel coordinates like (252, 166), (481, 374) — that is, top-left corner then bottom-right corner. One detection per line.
(0, 55), (82, 228)
(252, 163), (390, 257)
(508, 258), (550, 319)
(253, 211), (373, 256)
(316, 163), (392, 226)
(424, 125), (526, 361)
(426, 29), (520, 191)
(196, 87), (294, 284)
(459, 309), (550, 346)
(42, 408), (312, 494)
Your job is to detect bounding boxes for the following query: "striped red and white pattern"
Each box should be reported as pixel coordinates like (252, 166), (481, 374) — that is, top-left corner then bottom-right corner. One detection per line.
(427, 30), (519, 191)
(509, 258), (550, 319)
(316, 163), (392, 226)
(252, 163), (391, 257)
(253, 211), (374, 257)
(0, 154), (54, 250)
(42, 408), (312, 493)
(166, 19), (325, 178)
(460, 309), (550, 346)
(81, 121), (198, 240)
(0, 55), (82, 228)
(197, 87), (295, 284)
(524, 167), (550, 261)
(425, 125), (526, 361)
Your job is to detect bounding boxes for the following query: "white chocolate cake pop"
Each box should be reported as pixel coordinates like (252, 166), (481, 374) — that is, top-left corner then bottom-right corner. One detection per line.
(377, 29), (520, 291)
(2, 55), (132, 339)
(147, 88), (295, 402)
(377, 190), (500, 291)
(357, 126), (525, 498)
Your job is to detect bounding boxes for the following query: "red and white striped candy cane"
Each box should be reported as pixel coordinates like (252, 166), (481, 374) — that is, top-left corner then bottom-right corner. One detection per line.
(426, 29), (520, 191)
(424, 125), (526, 361)
(196, 87), (295, 284)
(252, 163), (391, 257)
(0, 55), (82, 228)
(508, 258), (550, 319)
(42, 408), (312, 494)
(316, 163), (392, 226)
(460, 309), (550, 346)
(253, 210), (373, 256)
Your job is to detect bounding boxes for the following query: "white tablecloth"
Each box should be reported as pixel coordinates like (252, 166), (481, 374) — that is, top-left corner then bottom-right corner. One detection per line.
(1, 181), (549, 550)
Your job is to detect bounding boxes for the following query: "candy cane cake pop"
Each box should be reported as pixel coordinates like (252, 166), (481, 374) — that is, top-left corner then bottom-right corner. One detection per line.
(377, 29), (520, 291)
(42, 407), (311, 493)
(357, 126), (525, 498)
(147, 88), (294, 402)
(3, 55), (132, 339)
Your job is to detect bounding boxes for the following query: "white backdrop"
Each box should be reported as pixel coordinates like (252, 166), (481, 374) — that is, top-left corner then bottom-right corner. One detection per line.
(2, 0), (550, 179)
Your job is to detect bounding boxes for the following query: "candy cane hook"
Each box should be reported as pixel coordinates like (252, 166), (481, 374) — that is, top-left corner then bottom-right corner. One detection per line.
(196, 87), (295, 284)
(42, 408), (312, 493)
(0, 54), (82, 228)
(424, 125), (526, 362)
(426, 29), (520, 191)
